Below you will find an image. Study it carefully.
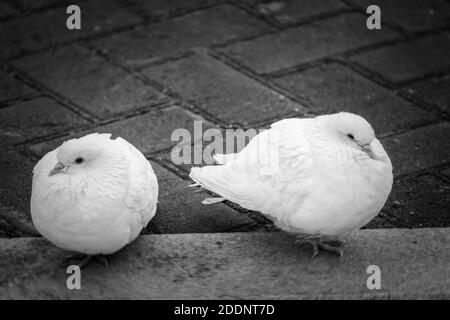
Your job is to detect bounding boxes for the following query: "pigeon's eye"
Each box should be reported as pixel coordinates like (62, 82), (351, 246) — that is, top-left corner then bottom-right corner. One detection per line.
(75, 157), (84, 164)
(347, 133), (355, 140)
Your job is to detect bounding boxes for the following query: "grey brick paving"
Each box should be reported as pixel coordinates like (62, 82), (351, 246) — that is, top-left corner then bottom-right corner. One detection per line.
(219, 12), (401, 74)
(381, 174), (450, 228)
(0, 97), (89, 148)
(0, 2), (18, 19)
(0, 151), (34, 217)
(0, 205), (39, 238)
(0, 0), (449, 238)
(241, 0), (348, 26)
(0, 71), (37, 104)
(12, 44), (167, 119)
(442, 168), (450, 178)
(15, 0), (73, 11)
(92, 4), (272, 68)
(142, 51), (303, 126)
(346, 0), (450, 33)
(123, 0), (224, 20)
(273, 63), (438, 135)
(405, 74), (450, 116)
(0, 0), (142, 61)
(382, 122), (450, 176)
(350, 32), (450, 84)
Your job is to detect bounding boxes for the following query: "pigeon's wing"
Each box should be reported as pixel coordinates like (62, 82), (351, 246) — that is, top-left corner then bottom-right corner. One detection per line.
(189, 118), (315, 220)
(116, 138), (158, 240)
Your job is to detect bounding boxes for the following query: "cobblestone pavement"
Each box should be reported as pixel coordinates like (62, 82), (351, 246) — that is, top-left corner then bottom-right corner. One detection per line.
(1, 0), (449, 238)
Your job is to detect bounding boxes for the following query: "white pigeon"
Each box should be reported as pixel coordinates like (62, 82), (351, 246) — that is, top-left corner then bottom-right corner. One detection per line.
(31, 133), (158, 267)
(189, 112), (393, 257)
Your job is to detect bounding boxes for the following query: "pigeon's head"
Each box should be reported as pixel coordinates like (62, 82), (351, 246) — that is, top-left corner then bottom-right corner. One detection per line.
(49, 133), (117, 177)
(323, 112), (377, 156)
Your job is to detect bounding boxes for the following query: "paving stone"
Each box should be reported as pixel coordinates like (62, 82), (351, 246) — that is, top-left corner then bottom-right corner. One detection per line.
(123, 0), (223, 19)
(0, 97), (89, 147)
(12, 45), (166, 119)
(381, 122), (450, 176)
(0, 0), (141, 61)
(0, 205), (39, 238)
(350, 32), (450, 84)
(273, 63), (438, 136)
(441, 167), (450, 178)
(28, 106), (207, 157)
(377, 174), (450, 228)
(406, 74), (450, 115)
(0, 71), (36, 103)
(347, 0), (450, 33)
(142, 52), (303, 126)
(0, 1), (18, 19)
(244, 0), (348, 26)
(0, 228), (449, 299)
(219, 12), (400, 74)
(16, 0), (74, 11)
(15, 0), (72, 11)
(363, 211), (397, 229)
(0, 151), (35, 218)
(92, 4), (272, 68)
(146, 161), (257, 234)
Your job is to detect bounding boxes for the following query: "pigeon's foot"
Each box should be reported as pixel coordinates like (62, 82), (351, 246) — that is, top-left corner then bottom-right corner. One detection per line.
(63, 254), (109, 268)
(295, 237), (344, 258)
(321, 237), (345, 247)
(78, 255), (109, 268)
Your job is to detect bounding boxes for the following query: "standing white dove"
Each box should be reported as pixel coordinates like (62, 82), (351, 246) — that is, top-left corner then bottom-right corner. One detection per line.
(31, 133), (158, 267)
(189, 112), (393, 257)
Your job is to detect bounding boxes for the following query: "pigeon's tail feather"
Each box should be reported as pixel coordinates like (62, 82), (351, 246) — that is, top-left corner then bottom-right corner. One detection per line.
(189, 166), (234, 203)
(189, 166), (257, 210)
(189, 166), (223, 194)
(188, 182), (201, 187)
(213, 153), (237, 164)
(202, 197), (225, 205)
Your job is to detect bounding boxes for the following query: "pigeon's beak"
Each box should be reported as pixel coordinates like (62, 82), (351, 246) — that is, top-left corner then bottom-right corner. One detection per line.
(49, 162), (66, 176)
(361, 143), (376, 159)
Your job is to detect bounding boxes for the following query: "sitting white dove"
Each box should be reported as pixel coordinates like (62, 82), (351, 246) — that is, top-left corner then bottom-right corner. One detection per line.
(31, 133), (158, 267)
(189, 112), (393, 257)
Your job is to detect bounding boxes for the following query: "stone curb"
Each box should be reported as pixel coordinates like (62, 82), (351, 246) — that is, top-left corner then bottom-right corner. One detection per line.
(0, 228), (449, 299)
